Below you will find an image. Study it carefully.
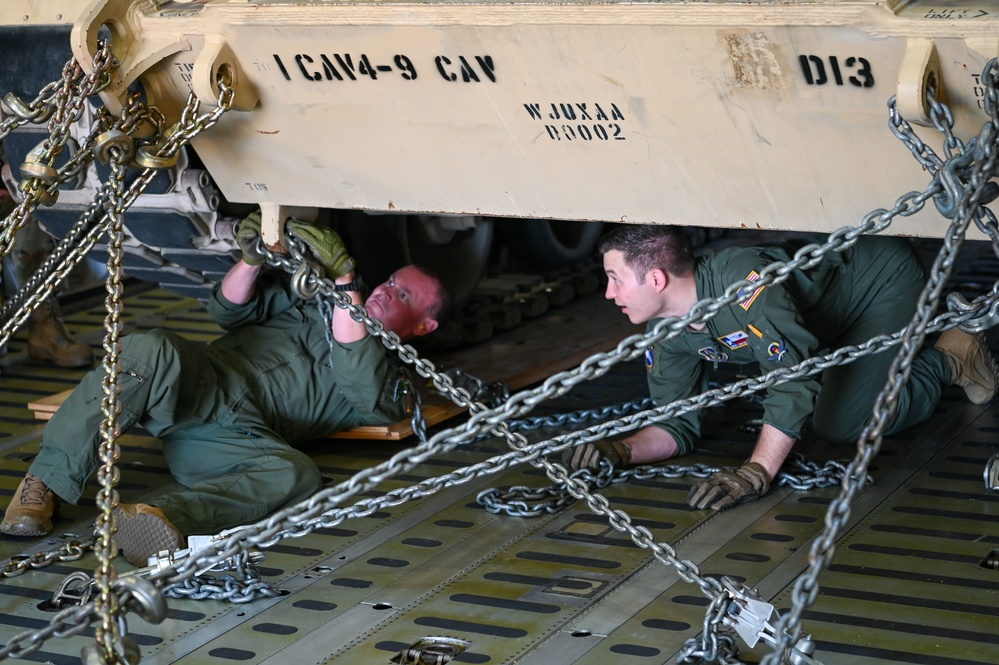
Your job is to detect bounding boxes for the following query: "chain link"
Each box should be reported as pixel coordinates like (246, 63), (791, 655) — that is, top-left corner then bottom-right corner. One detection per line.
(0, 47), (238, 662)
(0, 538), (95, 578)
(760, 60), (999, 665)
(91, 138), (130, 665)
(0, 206), (109, 349)
(677, 588), (741, 665)
(3, 44), (998, 665)
(0, 603), (96, 661)
(476, 453), (870, 517)
(0, 43), (115, 259)
(0, 64), (175, 351)
(163, 551), (279, 603)
(0, 45), (118, 347)
(501, 397), (654, 433)
(148, 121), (999, 663)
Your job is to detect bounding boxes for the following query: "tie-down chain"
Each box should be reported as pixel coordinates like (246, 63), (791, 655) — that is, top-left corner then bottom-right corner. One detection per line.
(231, 58), (999, 665)
(2, 43), (999, 665)
(179, 85), (999, 664)
(757, 60), (999, 665)
(0, 39), (239, 665)
(48, 540), (270, 610)
(476, 453), (870, 518)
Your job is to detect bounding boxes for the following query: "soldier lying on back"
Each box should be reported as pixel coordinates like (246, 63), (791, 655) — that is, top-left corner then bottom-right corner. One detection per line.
(2, 212), (451, 566)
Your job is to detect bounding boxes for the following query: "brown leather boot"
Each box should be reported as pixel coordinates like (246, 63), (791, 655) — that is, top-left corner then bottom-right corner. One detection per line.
(1, 473), (58, 536)
(935, 327), (999, 404)
(112, 503), (185, 567)
(27, 298), (94, 368)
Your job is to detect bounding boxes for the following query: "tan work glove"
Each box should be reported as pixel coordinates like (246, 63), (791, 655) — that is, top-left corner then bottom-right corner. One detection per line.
(562, 440), (632, 472)
(235, 211), (267, 266)
(687, 462), (770, 511)
(286, 219), (356, 279)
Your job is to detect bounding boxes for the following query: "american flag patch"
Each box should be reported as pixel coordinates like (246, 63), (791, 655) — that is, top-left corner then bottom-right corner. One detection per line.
(738, 271), (764, 310)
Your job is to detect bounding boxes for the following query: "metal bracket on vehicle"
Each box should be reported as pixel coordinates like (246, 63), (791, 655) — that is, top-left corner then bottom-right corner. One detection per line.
(192, 36), (259, 112)
(896, 39), (944, 128)
(71, 0), (190, 115)
(257, 203), (319, 250)
(73, 2), (257, 115)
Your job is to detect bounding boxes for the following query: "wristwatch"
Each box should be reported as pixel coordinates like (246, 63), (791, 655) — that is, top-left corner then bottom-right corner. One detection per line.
(332, 275), (363, 292)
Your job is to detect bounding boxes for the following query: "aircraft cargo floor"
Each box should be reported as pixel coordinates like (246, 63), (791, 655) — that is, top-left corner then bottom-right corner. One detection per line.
(0, 257), (996, 665)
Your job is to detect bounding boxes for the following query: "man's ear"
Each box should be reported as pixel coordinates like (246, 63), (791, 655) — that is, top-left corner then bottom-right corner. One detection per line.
(414, 318), (439, 336)
(648, 268), (669, 292)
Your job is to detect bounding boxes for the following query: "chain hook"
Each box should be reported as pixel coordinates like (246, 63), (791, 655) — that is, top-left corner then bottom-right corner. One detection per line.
(290, 257), (322, 300)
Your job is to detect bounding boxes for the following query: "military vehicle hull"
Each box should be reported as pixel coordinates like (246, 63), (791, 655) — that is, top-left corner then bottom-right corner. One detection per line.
(3, 1), (999, 303)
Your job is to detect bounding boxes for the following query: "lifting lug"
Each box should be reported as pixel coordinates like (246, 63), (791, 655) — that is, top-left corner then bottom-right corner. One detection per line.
(896, 39), (944, 128)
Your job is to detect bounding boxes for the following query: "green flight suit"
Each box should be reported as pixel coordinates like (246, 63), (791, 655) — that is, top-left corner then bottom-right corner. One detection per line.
(30, 272), (406, 534)
(646, 235), (950, 455)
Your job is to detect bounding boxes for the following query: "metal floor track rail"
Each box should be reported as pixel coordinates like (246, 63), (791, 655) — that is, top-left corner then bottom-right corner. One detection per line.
(0, 259), (997, 664)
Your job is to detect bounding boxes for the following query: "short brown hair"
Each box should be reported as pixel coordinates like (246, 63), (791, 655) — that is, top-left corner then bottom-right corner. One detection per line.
(598, 224), (695, 278)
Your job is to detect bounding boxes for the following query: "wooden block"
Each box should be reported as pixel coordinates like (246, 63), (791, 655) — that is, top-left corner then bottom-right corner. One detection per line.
(30, 295), (641, 440)
(328, 403), (460, 440)
(28, 390), (69, 421)
(29, 388), (441, 440)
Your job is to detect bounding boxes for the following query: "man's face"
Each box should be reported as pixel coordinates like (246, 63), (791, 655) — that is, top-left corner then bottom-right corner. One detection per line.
(603, 249), (660, 324)
(366, 266), (440, 339)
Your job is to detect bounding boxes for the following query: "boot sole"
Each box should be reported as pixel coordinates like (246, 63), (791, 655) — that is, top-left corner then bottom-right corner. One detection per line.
(112, 510), (184, 567)
(964, 378), (998, 405)
(937, 330), (999, 405)
(963, 336), (999, 404)
(1, 518), (52, 537)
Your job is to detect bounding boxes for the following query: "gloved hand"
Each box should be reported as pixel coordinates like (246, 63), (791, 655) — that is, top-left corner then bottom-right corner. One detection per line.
(562, 440), (632, 472)
(286, 219), (356, 279)
(687, 462), (770, 511)
(235, 211), (266, 266)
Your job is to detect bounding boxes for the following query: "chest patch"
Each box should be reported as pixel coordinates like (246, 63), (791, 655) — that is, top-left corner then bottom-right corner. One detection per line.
(738, 271), (765, 310)
(768, 338), (787, 363)
(645, 346), (655, 373)
(718, 330), (749, 350)
(698, 346), (729, 363)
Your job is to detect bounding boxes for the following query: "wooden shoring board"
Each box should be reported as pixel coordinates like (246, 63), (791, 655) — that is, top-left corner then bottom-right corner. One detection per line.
(30, 296), (641, 440)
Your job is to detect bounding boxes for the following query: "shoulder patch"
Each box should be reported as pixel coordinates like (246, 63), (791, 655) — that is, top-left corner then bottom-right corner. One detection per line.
(645, 346), (655, 373)
(738, 271), (765, 310)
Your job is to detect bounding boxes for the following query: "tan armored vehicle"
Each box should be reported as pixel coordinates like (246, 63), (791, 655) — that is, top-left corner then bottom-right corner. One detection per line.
(4, 0), (998, 298)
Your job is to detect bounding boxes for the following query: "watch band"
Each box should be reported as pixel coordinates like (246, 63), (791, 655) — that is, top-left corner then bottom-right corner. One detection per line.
(333, 275), (363, 292)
